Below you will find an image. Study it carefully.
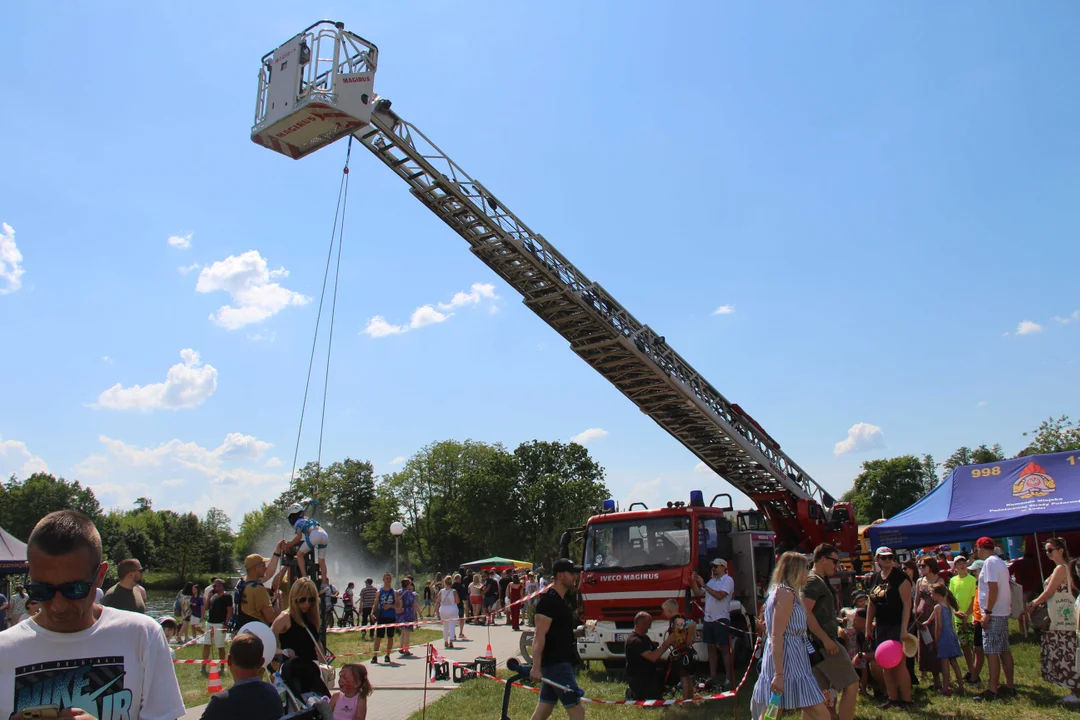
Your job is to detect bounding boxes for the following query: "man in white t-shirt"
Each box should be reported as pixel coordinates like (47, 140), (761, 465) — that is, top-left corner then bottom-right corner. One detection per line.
(973, 536), (1015, 703)
(0, 510), (185, 720)
(691, 557), (735, 688)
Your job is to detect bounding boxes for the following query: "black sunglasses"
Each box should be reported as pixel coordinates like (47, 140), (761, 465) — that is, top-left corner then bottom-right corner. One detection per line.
(26, 580), (96, 602)
(295, 597), (316, 605)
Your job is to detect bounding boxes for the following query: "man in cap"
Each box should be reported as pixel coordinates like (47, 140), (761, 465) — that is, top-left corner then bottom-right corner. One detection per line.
(530, 558), (586, 720)
(973, 537), (1014, 702)
(691, 557), (735, 688)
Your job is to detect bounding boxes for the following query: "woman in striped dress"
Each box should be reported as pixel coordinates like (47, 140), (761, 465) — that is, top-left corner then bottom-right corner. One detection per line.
(752, 552), (829, 719)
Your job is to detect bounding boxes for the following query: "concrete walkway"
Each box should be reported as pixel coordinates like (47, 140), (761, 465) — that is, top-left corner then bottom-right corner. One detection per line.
(182, 622), (529, 720)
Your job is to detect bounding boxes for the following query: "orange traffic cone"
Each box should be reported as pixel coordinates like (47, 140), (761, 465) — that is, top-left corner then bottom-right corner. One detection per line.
(206, 660), (223, 694)
(485, 643), (494, 659)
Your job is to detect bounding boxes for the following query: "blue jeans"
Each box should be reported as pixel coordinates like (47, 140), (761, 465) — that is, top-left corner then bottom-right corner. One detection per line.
(538, 662), (581, 707)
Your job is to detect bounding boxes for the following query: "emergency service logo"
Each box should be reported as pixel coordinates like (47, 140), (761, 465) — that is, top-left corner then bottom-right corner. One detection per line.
(13, 656), (131, 719)
(1012, 461), (1057, 500)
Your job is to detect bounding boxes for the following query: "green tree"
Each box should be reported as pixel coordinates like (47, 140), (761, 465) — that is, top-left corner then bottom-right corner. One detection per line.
(201, 508), (235, 574)
(512, 440), (609, 567)
(0, 473), (101, 541)
(235, 503), (286, 559)
(1019, 416), (1080, 456)
(920, 454), (940, 492)
(943, 447), (973, 475)
(943, 444), (1005, 476)
(845, 455), (929, 524)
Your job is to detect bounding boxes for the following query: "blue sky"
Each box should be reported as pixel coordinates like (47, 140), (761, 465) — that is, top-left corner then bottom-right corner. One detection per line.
(1, 3), (1078, 528)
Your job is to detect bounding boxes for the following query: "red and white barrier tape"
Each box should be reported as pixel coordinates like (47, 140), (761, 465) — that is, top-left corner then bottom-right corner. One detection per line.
(428, 642), (754, 707)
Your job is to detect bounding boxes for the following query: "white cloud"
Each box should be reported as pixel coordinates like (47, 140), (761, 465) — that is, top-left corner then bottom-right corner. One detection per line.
(196, 250), (310, 330)
(77, 433), (277, 484)
(410, 305), (450, 328)
(264, 457), (284, 468)
(833, 423), (885, 456)
(1015, 320), (1043, 336)
(247, 330), (277, 343)
(363, 316), (406, 338)
(713, 305), (735, 316)
(694, 461), (716, 474)
(0, 435), (49, 478)
(102, 356), (113, 364)
(178, 263), (201, 275)
(436, 283), (498, 311)
(977, 401), (988, 408)
(362, 282), (498, 338)
(1054, 310), (1080, 325)
(0, 222), (26, 294)
(388, 456), (405, 466)
(168, 233), (192, 250)
(161, 478), (187, 487)
(570, 428), (609, 446)
(97, 349), (218, 411)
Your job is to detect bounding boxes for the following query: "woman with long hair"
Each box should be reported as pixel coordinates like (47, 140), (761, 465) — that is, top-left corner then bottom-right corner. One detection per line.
(1027, 538), (1080, 704)
(469, 573), (484, 624)
(272, 577), (331, 698)
(751, 551), (828, 719)
(176, 582), (194, 642)
(915, 557), (944, 689)
(866, 548), (914, 709)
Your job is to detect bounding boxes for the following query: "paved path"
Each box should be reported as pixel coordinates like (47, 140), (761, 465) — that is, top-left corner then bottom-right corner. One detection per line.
(182, 622), (529, 720)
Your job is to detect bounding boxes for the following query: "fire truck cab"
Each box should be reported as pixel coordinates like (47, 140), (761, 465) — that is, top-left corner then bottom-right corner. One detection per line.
(575, 491), (775, 668)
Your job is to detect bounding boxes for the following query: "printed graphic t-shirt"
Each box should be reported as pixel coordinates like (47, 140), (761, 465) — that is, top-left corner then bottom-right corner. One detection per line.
(0, 606), (185, 720)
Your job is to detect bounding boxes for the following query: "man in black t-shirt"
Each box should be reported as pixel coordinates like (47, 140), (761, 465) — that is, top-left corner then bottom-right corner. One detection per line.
(203, 578), (234, 671)
(530, 558), (586, 719)
(624, 611), (672, 701)
(483, 571), (500, 624)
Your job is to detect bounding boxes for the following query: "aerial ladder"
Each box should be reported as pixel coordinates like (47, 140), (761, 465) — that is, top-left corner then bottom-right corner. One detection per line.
(251, 21), (859, 554)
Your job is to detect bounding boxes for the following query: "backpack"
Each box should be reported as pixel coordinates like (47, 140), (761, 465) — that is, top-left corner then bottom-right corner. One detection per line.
(229, 580), (263, 632)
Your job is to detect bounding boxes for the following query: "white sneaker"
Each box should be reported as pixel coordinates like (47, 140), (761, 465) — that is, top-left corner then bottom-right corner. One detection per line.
(1060, 695), (1080, 705)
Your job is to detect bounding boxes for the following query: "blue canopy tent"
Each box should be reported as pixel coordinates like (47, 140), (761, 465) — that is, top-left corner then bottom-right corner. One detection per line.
(869, 450), (1080, 551)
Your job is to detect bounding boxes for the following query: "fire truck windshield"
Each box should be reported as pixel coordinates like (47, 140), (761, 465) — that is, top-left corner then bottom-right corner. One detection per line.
(583, 516), (691, 571)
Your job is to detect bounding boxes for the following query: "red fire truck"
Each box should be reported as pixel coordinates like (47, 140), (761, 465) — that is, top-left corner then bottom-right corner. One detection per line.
(573, 492), (775, 669)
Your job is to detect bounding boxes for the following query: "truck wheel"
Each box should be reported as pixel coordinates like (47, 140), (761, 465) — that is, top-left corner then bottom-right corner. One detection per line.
(519, 630), (535, 663)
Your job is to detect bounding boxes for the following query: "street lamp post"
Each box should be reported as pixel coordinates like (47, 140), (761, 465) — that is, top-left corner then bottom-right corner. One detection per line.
(390, 521), (405, 577)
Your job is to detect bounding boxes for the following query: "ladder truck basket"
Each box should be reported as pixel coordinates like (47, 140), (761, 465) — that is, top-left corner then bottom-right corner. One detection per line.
(251, 20), (378, 160)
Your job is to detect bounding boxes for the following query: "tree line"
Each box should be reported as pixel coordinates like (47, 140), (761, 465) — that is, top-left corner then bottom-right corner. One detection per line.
(842, 415), (1080, 524)
(235, 439), (610, 573)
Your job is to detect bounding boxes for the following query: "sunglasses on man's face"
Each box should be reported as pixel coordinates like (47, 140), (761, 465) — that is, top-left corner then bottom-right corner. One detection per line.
(26, 580), (96, 602)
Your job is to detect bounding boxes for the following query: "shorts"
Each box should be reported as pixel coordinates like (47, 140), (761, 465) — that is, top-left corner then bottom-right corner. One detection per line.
(470, 595), (482, 605)
(304, 526), (329, 551)
(983, 616), (1010, 655)
(813, 641), (860, 691)
(376, 615), (397, 639)
(872, 624), (902, 648)
(703, 619), (731, 646)
(190, 615), (202, 627)
(538, 662), (582, 708)
(204, 623), (227, 648)
(956, 622), (974, 649)
(973, 623), (983, 648)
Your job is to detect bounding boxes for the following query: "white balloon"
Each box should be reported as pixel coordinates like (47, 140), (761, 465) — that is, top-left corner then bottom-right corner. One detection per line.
(237, 621), (278, 668)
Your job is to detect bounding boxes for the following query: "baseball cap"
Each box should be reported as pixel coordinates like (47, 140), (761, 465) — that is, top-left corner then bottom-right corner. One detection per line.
(852, 591), (868, 601)
(969, 559), (985, 571)
(952, 555), (967, 564)
(244, 553), (270, 571)
(976, 537), (995, 549)
(711, 558), (728, 567)
(157, 616), (179, 629)
(875, 547), (895, 557)
(552, 558), (583, 574)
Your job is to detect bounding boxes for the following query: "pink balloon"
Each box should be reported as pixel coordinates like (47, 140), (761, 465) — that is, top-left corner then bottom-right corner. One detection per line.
(875, 639), (903, 669)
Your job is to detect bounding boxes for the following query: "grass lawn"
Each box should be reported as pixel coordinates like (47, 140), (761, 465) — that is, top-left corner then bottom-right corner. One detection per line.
(411, 625), (1077, 719)
(174, 626), (441, 708)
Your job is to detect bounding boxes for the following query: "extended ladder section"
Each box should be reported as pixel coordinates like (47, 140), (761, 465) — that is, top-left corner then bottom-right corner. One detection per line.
(354, 100), (841, 541)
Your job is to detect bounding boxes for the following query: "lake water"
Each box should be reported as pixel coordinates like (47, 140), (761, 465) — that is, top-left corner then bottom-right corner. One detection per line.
(145, 589), (181, 618)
